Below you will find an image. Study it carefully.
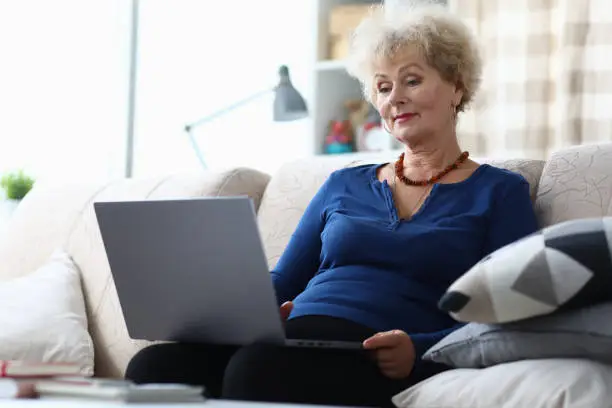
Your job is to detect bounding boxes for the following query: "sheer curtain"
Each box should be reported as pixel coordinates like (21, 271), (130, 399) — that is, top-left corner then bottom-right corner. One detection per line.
(450, 0), (612, 160)
(132, 0), (313, 177)
(0, 0), (131, 183)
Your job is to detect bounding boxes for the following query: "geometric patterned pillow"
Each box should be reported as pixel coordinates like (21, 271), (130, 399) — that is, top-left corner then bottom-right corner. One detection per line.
(437, 217), (612, 324)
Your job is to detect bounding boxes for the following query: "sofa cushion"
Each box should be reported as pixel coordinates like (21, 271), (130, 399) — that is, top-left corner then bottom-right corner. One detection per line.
(0, 168), (270, 378)
(392, 359), (612, 408)
(424, 301), (612, 368)
(257, 152), (545, 270)
(0, 250), (94, 375)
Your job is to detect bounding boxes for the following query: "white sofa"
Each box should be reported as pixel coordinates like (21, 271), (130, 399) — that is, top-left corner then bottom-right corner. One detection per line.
(0, 142), (610, 402)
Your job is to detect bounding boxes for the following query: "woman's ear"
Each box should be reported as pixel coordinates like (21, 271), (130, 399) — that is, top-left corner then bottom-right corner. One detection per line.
(453, 84), (464, 109)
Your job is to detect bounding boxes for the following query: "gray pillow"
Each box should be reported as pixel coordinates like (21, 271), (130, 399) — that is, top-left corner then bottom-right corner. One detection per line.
(423, 301), (612, 368)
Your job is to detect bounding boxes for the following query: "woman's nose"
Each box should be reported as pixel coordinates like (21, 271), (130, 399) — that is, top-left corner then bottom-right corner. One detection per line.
(388, 86), (406, 106)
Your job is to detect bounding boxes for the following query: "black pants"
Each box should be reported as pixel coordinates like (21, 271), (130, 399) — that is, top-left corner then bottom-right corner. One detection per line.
(125, 316), (425, 407)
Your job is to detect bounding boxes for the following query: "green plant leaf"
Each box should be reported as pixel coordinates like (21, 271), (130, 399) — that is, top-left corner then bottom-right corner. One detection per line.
(0, 170), (35, 200)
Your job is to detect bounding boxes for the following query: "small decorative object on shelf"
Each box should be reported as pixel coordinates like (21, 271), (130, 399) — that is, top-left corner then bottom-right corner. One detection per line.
(327, 4), (373, 60)
(324, 119), (355, 154)
(345, 99), (371, 133)
(355, 104), (392, 152)
(346, 98), (389, 152)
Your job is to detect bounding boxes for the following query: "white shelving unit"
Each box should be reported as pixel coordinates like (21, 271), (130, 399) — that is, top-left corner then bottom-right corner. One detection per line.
(314, 59), (348, 72)
(309, 0), (383, 155)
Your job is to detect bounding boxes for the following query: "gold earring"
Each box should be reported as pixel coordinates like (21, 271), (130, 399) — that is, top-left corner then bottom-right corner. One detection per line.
(382, 121), (391, 133)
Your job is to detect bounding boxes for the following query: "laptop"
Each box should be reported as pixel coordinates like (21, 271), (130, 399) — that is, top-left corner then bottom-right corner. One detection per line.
(93, 196), (362, 350)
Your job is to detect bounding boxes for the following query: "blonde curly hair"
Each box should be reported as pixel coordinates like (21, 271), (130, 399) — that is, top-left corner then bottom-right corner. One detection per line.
(345, 1), (482, 113)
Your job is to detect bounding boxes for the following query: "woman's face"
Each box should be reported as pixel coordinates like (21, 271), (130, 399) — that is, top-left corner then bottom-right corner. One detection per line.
(372, 48), (462, 145)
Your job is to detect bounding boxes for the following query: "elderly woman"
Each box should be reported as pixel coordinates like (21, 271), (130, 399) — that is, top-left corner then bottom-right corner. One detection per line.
(125, 4), (538, 407)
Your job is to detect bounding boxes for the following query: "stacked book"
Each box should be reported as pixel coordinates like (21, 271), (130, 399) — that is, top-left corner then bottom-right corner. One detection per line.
(0, 360), (205, 403)
(0, 360), (81, 399)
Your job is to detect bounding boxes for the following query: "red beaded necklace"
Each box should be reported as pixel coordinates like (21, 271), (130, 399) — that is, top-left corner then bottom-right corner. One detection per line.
(394, 151), (470, 186)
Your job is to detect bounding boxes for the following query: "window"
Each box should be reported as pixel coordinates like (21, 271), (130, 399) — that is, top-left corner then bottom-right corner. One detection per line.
(132, 0), (312, 176)
(0, 0), (131, 182)
(0, 0), (311, 182)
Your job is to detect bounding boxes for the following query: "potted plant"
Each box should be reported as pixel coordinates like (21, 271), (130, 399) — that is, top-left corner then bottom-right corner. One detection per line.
(0, 170), (35, 216)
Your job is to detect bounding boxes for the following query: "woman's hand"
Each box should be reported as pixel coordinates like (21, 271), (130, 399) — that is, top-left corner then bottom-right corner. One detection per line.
(363, 330), (416, 379)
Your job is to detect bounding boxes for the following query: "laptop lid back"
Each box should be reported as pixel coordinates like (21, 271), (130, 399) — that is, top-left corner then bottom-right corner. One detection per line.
(94, 196), (285, 346)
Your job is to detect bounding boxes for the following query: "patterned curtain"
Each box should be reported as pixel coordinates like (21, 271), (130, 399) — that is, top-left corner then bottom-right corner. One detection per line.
(449, 0), (612, 160)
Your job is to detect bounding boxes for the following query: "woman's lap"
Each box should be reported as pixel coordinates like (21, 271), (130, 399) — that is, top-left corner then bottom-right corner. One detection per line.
(225, 341), (407, 407)
(125, 316), (412, 407)
(125, 342), (236, 398)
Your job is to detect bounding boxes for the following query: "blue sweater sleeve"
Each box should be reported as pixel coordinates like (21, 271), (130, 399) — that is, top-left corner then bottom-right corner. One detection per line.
(270, 173), (336, 305)
(408, 176), (540, 380)
(483, 176), (540, 255)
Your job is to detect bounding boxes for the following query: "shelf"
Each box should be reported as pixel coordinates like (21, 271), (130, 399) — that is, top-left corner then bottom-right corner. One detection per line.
(315, 59), (348, 72)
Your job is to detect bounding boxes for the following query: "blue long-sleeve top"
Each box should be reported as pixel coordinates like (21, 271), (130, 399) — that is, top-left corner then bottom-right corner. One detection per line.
(271, 162), (539, 379)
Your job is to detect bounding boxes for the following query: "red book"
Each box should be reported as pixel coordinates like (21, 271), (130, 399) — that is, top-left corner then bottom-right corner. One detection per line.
(0, 361), (82, 378)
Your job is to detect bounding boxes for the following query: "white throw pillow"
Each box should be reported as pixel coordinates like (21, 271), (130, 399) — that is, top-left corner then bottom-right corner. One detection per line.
(393, 359), (612, 408)
(0, 250), (94, 376)
(438, 217), (612, 324)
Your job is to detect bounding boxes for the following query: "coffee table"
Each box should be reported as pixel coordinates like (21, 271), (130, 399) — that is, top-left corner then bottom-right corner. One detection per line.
(2, 400), (351, 407)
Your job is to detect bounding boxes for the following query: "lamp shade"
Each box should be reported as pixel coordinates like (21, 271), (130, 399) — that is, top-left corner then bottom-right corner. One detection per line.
(273, 65), (308, 122)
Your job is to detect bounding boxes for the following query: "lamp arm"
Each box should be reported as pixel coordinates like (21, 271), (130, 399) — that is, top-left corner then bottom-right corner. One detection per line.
(183, 87), (273, 168)
(184, 88), (273, 132)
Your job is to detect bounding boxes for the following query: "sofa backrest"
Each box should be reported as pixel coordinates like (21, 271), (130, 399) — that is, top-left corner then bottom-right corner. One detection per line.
(0, 168), (270, 378)
(258, 141), (612, 297)
(257, 152), (546, 271)
(534, 143), (612, 226)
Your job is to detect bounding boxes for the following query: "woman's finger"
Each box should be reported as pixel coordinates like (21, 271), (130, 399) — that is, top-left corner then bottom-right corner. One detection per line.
(363, 330), (401, 349)
(381, 368), (403, 379)
(378, 360), (397, 371)
(375, 347), (397, 363)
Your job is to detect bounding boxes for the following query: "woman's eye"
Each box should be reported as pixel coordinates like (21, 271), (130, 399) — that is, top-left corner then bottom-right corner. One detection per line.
(406, 78), (421, 86)
(378, 86), (391, 94)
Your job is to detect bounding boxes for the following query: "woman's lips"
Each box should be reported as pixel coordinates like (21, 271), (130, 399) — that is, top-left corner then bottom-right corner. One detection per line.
(394, 113), (416, 124)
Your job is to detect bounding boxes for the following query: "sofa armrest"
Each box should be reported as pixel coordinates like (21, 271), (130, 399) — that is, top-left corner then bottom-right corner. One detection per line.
(0, 167), (270, 378)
